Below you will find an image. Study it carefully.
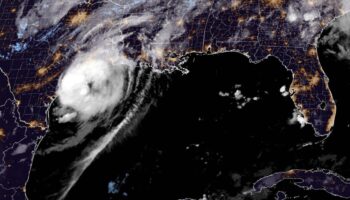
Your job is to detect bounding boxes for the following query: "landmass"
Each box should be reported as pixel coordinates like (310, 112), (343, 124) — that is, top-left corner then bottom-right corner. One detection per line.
(0, 0), (349, 199)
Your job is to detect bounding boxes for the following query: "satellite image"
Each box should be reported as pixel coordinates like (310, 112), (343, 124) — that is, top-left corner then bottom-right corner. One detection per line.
(1, 0), (350, 199)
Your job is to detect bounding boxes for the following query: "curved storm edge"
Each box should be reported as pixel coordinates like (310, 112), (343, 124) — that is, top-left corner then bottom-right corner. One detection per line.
(22, 48), (337, 199)
(22, 5), (349, 199)
(24, 62), (171, 200)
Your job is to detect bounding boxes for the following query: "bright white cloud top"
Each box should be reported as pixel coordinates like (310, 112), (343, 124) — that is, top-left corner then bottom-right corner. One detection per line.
(57, 46), (134, 121)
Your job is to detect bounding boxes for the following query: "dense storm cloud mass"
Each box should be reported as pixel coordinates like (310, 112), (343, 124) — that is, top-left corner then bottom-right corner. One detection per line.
(56, 43), (132, 121)
(14, 0), (350, 200)
(319, 12), (350, 61)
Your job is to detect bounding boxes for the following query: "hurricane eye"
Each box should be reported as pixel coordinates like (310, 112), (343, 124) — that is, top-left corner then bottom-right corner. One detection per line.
(55, 48), (135, 121)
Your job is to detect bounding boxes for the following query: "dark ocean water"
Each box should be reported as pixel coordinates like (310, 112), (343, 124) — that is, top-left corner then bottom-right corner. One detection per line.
(63, 53), (319, 200)
(250, 26), (350, 200)
(28, 48), (350, 200)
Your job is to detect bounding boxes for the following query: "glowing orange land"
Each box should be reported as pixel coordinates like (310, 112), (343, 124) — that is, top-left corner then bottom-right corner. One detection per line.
(68, 11), (88, 26)
(36, 51), (63, 77)
(15, 71), (61, 94)
(0, 128), (5, 140)
(263, 0), (284, 8)
(28, 120), (46, 131)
